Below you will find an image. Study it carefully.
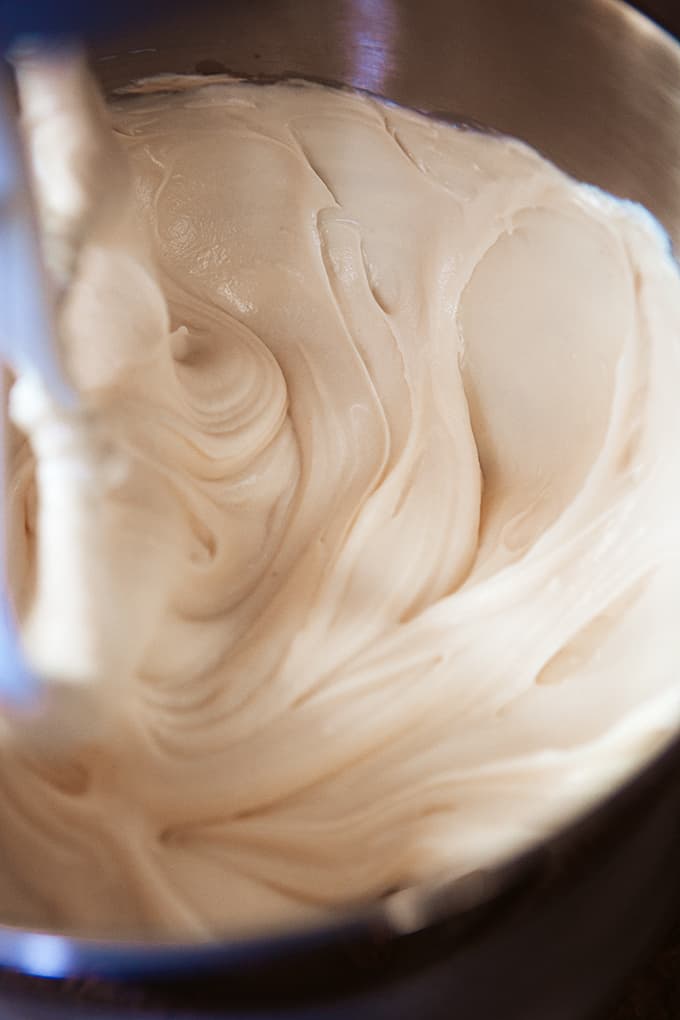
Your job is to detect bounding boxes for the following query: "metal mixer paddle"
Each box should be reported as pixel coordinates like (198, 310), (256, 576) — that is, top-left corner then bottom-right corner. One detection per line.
(0, 63), (77, 707)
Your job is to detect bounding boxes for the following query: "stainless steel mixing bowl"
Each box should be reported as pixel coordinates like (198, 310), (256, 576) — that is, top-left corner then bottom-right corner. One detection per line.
(93, 0), (680, 246)
(2, 2), (680, 1018)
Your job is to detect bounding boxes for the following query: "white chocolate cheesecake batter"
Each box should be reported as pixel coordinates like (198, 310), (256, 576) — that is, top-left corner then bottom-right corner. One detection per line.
(3, 68), (680, 938)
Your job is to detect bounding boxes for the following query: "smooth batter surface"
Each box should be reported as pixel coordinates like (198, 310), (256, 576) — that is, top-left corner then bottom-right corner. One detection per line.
(3, 65), (680, 938)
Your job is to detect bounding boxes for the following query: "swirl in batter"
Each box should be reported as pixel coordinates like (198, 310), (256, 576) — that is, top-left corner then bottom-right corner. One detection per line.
(3, 67), (680, 937)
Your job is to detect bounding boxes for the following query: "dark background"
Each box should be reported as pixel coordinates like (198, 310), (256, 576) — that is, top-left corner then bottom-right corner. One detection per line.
(636, 0), (680, 38)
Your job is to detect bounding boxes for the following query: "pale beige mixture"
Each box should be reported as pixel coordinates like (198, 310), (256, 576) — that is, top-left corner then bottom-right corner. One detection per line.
(3, 59), (680, 938)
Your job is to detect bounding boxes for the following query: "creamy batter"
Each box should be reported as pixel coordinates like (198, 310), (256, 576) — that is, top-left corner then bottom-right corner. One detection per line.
(3, 60), (680, 938)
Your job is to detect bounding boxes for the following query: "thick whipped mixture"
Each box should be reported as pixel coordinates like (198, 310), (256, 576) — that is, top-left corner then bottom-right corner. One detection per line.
(3, 63), (680, 938)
